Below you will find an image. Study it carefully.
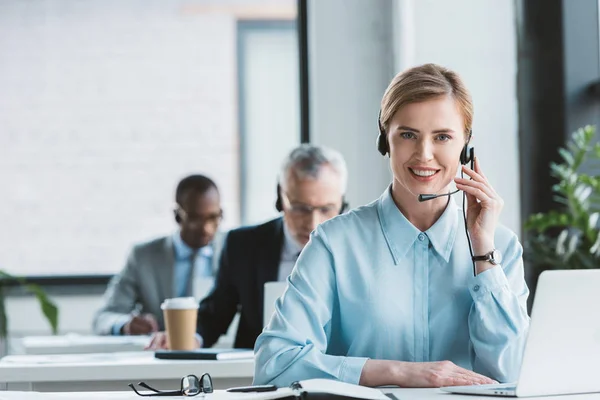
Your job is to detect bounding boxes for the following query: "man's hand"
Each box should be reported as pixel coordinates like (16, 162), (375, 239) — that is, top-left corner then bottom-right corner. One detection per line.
(122, 314), (159, 335)
(145, 331), (202, 350)
(360, 359), (497, 388)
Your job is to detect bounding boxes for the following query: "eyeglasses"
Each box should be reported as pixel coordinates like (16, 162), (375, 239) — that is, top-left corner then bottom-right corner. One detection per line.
(129, 373), (213, 397)
(175, 206), (223, 227)
(280, 192), (339, 219)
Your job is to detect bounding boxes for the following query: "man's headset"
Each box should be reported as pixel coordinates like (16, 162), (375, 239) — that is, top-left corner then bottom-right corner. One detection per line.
(174, 209), (182, 224)
(275, 184), (349, 214)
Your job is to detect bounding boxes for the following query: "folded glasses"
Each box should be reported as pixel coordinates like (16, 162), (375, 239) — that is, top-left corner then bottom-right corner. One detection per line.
(129, 373), (213, 397)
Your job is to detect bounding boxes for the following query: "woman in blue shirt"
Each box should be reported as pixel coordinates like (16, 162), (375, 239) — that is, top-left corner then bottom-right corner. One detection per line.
(253, 64), (530, 388)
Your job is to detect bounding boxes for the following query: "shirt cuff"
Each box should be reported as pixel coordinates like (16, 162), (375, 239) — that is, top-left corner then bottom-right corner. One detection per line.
(195, 333), (204, 348)
(112, 315), (131, 336)
(339, 356), (369, 384)
(469, 265), (509, 299)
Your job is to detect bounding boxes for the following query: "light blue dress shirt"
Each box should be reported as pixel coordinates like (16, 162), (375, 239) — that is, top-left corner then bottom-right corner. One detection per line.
(111, 233), (214, 335)
(172, 232), (214, 298)
(254, 187), (530, 386)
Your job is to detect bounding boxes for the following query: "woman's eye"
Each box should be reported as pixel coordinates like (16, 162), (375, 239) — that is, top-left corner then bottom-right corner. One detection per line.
(436, 134), (451, 142)
(400, 132), (416, 139)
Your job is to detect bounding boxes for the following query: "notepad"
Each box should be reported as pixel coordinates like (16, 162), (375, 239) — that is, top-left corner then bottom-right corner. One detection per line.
(154, 348), (254, 361)
(221, 379), (392, 400)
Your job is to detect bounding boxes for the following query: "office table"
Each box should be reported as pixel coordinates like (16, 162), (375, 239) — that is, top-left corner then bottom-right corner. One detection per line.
(0, 387), (600, 400)
(11, 334), (151, 355)
(0, 351), (253, 392)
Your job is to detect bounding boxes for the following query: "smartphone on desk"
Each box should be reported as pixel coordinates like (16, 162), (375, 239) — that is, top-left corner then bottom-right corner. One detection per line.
(226, 384), (278, 393)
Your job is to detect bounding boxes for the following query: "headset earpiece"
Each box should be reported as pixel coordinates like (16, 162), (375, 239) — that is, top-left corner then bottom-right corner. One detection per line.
(460, 130), (474, 166)
(376, 110), (388, 156)
(275, 184), (283, 212)
(340, 200), (349, 214)
(460, 145), (475, 165)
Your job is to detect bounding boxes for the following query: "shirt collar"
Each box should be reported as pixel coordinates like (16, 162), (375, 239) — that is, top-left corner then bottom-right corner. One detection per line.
(377, 185), (458, 264)
(172, 232), (214, 261)
(425, 195), (459, 262)
(282, 221), (303, 259)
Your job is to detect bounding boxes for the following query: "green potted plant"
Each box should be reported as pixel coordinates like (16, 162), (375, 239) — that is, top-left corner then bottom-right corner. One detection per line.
(0, 270), (59, 355)
(524, 125), (600, 272)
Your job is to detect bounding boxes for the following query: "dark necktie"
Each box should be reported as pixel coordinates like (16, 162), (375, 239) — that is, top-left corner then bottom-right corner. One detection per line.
(184, 249), (199, 297)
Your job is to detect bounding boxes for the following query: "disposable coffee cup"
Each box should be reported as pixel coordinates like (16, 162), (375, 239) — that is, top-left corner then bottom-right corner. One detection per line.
(161, 297), (199, 350)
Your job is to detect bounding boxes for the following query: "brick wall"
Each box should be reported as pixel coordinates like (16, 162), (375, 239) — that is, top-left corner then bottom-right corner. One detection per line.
(0, 1), (294, 275)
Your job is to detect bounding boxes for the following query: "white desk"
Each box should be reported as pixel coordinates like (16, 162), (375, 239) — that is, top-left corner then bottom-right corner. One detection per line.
(0, 388), (600, 400)
(11, 335), (151, 355)
(0, 351), (253, 392)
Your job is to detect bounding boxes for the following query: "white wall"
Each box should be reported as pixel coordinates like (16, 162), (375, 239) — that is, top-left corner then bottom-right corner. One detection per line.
(6, 0), (521, 342)
(309, 0), (520, 233)
(395, 0), (521, 233)
(307, 0), (394, 208)
(6, 295), (102, 337)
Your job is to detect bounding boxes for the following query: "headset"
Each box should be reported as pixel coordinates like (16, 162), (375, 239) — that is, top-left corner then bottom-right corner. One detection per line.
(376, 110), (477, 276)
(275, 184), (349, 215)
(174, 209), (182, 224)
(377, 110), (474, 165)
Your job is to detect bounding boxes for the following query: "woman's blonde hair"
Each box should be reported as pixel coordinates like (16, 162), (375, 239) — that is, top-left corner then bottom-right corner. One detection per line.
(379, 63), (473, 139)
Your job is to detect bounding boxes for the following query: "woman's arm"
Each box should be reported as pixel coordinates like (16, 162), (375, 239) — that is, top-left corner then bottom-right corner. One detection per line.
(253, 227), (369, 386)
(468, 234), (530, 382)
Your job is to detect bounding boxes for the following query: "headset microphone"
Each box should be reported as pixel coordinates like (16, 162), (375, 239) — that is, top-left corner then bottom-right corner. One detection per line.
(417, 189), (460, 202)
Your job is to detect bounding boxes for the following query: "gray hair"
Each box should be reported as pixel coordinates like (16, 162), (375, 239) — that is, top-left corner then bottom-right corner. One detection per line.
(278, 144), (348, 193)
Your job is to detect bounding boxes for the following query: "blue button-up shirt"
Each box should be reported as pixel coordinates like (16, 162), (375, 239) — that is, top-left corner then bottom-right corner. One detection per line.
(254, 187), (530, 386)
(172, 232), (214, 298)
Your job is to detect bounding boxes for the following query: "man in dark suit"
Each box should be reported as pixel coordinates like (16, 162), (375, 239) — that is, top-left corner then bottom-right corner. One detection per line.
(93, 174), (223, 336)
(148, 144), (348, 349)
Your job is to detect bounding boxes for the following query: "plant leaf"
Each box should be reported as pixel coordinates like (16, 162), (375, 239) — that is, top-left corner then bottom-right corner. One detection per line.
(24, 284), (58, 335)
(558, 148), (575, 166)
(0, 285), (6, 338)
(0, 270), (59, 336)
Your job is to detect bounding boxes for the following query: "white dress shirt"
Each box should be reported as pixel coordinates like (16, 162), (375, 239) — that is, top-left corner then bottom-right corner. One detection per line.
(277, 222), (303, 282)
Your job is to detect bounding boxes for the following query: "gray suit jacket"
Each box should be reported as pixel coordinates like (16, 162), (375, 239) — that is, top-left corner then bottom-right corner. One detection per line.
(92, 234), (223, 335)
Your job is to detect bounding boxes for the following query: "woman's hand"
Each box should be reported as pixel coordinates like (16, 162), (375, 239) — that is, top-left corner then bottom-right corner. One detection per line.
(359, 359), (496, 387)
(454, 157), (504, 269)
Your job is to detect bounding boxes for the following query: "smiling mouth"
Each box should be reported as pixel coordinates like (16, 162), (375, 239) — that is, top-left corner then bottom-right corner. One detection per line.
(409, 168), (440, 177)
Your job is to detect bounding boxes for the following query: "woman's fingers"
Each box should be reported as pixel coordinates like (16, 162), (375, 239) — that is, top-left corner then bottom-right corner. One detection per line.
(455, 181), (493, 203)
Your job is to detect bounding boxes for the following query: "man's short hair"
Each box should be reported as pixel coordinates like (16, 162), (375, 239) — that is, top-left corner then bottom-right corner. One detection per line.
(175, 175), (218, 204)
(278, 144), (348, 193)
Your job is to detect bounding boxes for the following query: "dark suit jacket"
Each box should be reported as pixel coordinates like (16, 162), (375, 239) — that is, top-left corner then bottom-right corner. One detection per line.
(197, 217), (284, 349)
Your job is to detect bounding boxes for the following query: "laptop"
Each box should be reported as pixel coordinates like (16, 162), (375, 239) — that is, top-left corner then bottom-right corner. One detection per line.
(441, 269), (600, 397)
(263, 281), (287, 326)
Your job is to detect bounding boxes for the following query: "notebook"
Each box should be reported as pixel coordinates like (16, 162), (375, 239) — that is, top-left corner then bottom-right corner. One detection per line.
(154, 348), (254, 361)
(225, 379), (395, 400)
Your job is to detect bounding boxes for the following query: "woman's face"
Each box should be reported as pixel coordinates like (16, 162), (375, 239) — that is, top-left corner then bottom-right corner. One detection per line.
(387, 95), (467, 198)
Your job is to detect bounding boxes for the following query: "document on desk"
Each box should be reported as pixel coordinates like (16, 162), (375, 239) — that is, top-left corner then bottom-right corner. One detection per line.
(219, 379), (391, 399)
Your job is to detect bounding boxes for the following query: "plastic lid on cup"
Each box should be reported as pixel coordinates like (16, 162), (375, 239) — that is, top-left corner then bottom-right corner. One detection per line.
(161, 297), (199, 310)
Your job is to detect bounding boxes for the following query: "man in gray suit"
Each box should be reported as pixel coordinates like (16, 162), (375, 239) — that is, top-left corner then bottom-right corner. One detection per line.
(93, 174), (223, 335)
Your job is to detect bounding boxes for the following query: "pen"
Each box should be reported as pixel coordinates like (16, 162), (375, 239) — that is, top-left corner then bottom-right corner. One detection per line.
(226, 384), (278, 393)
(132, 303), (143, 317)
